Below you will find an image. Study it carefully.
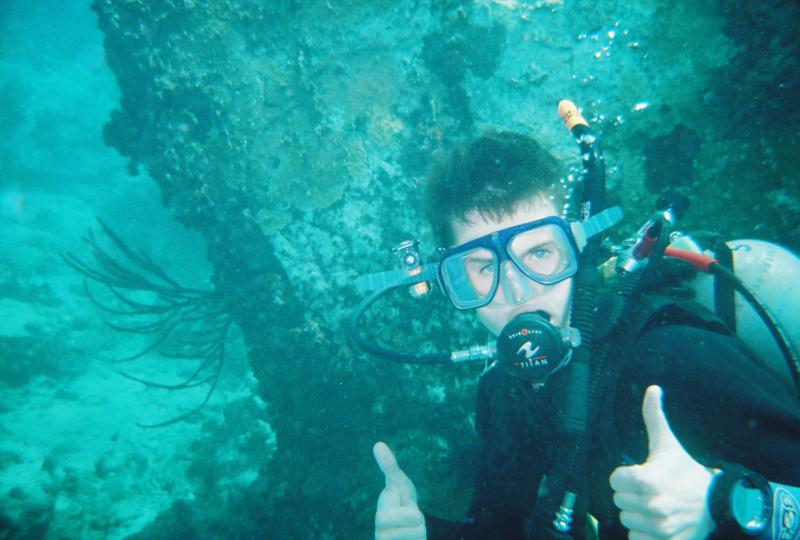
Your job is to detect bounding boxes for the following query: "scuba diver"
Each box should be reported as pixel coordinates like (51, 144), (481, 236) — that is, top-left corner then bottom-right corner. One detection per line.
(352, 102), (800, 539)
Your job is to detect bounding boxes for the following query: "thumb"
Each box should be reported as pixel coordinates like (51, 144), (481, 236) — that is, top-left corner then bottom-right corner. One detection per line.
(642, 385), (683, 459)
(373, 441), (417, 505)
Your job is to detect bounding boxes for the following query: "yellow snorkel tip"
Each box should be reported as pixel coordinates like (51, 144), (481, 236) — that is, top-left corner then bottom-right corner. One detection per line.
(558, 99), (589, 131)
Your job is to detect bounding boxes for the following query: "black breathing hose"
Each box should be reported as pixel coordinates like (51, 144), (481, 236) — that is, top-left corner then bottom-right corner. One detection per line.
(709, 263), (800, 400)
(347, 285), (451, 365)
(556, 100), (606, 438)
(529, 101), (607, 538)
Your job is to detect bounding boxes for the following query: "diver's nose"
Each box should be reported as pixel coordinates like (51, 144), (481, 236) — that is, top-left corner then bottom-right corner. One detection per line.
(500, 260), (540, 305)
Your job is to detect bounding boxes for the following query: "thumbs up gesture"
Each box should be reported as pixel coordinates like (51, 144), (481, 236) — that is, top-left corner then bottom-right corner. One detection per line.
(373, 441), (427, 540)
(609, 386), (718, 540)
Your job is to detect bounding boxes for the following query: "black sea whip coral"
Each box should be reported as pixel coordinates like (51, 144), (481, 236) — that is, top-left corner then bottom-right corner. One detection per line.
(63, 220), (232, 427)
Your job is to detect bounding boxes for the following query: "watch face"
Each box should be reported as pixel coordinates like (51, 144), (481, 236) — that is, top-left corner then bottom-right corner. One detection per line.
(732, 480), (770, 533)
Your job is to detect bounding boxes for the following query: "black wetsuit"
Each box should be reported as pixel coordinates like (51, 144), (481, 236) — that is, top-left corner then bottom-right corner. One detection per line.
(425, 324), (800, 539)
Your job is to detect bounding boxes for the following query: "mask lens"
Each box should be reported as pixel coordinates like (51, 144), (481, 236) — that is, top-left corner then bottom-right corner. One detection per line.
(507, 224), (577, 283)
(440, 247), (497, 308)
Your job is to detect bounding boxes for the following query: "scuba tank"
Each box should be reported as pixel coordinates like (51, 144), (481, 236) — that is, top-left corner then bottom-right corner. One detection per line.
(612, 202), (800, 401)
(681, 237), (800, 391)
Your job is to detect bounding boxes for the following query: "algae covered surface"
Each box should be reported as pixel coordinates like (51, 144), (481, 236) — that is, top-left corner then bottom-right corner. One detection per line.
(1, 0), (798, 538)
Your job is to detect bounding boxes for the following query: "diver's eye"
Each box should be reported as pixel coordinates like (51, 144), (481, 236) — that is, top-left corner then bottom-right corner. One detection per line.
(519, 242), (563, 276)
(527, 247), (553, 261)
(478, 262), (495, 275)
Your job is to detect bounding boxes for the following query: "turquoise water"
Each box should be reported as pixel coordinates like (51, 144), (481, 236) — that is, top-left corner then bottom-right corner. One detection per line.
(1, 2), (260, 538)
(1, 1), (797, 538)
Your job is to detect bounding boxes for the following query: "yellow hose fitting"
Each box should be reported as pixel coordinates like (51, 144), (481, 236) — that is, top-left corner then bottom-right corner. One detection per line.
(558, 100), (589, 130)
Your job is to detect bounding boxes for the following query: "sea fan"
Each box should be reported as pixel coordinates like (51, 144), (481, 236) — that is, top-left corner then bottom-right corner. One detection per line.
(63, 220), (232, 427)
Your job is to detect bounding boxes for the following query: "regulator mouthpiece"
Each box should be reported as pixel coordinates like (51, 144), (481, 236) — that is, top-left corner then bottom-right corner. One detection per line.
(496, 312), (578, 386)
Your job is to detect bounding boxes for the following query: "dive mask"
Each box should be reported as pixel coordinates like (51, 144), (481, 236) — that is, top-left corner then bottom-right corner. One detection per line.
(438, 207), (622, 310)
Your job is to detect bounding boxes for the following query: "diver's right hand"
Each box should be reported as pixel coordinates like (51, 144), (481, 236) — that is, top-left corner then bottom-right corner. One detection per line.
(373, 441), (427, 540)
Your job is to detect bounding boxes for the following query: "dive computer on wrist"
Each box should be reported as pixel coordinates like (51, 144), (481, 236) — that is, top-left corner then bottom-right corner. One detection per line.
(708, 465), (772, 538)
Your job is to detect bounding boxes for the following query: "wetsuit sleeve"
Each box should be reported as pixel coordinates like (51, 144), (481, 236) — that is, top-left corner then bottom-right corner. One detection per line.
(424, 368), (544, 540)
(618, 326), (800, 539)
(624, 325), (800, 486)
(423, 513), (474, 539)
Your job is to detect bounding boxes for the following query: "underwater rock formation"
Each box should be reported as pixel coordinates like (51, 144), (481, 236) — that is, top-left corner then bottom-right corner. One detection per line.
(705, 0), (800, 248)
(642, 124), (701, 193)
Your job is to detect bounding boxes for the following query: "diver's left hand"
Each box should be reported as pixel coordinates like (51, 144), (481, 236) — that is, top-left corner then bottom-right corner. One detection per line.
(609, 385), (718, 540)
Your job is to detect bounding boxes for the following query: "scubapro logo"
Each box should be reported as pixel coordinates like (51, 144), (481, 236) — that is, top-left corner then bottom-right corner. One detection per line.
(515, 341), (548, 368)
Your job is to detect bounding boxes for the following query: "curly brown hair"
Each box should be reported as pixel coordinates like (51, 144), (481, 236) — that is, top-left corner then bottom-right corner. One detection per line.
(423, 131), (565, 246)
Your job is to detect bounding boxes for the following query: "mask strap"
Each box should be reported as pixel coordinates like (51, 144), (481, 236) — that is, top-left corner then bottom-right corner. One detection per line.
(570, 206), (624, 252)
(355, 264), (438, 294)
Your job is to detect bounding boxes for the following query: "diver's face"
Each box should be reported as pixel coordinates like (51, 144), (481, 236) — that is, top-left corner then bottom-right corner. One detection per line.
(450, 198), (573, 336)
